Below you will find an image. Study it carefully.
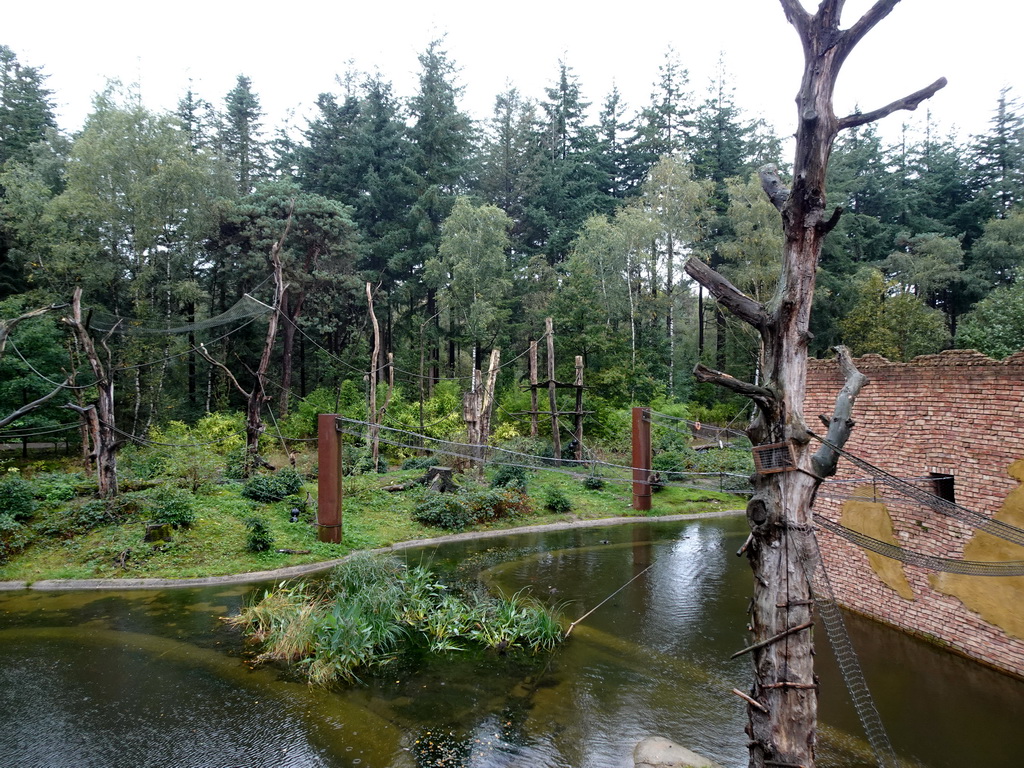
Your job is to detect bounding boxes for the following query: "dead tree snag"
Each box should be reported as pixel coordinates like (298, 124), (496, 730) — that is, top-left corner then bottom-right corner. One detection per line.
(684, 3), (944, 767)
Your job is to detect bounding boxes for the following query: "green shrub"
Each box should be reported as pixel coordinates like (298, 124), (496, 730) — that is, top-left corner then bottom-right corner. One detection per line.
(490, 463), (530, 492)
(241, 468), (305, 503)
(278, 387), (339, 439)
(149, 486), (197, 529)
(0, 474), (37, 521)
(652, 448), (699, 476)
(0, 513), (31, 563)
(543, 487), (572, 514)
(245, 517), (274, 552)
(582, 475), (606, 491)
(31, 472), (82, 504)
(413, 487), (532, 530)
(353, 453), (388, 474)
(224, 450), (247, 480)
(69, 499), (112, 533)
(693, 447), (755, 475)
(401, 455), (437, 471)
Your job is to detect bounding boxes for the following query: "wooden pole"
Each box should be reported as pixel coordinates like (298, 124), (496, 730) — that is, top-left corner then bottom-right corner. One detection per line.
(317, 413), (342, 543)
(464, 368), (481, 466)
(529, 340), (539, 438)
(480, 348), (501, 449)
(574, 355), (584, 463)
(632, 406), (651, 511)
(366, 282), (380, 465)
(546, 317), (560, 464)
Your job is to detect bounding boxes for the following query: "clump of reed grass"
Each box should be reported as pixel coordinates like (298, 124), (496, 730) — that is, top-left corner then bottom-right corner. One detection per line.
(228, 552), (565, 685)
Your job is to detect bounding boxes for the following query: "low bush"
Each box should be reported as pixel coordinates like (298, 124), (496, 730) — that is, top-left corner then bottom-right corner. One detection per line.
(149, 486), (197, 529)
(490, 463), (530, 492)
(401, 455), (437, 471)
(413, 487), (532, 530)
(69, 499), (114, 532)
(582, 475), (606, 491)
(652, 448), (699, 476)
(241, 468), (305, 503)
(245, 517), (274, 552)
(543, 487), (572, 514)
(0, 474), (37, 521)
(0, 513), (30, 563)
(31, 472), (83, 504)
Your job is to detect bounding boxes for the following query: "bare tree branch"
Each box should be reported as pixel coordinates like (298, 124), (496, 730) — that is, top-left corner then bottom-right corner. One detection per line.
(838, 77), (948, 130)
(840, 0), (902, 59)
(778, 0), (811, 39)
(196, 343), (250, 398)
(684, 257), (770, 332)
(694, 363), (778, 415)
(810, 345), (869, 476)
(0, 376), (74, 430)
(0, 304), (67, 358)
(821, 206), (844, 234)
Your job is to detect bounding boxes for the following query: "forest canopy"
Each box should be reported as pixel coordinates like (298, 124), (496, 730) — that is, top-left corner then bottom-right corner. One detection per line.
(2, 40), (1023, 447)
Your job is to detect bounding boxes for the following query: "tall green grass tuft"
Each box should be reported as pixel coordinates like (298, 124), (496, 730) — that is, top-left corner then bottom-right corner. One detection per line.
(229, 552), (565, 685)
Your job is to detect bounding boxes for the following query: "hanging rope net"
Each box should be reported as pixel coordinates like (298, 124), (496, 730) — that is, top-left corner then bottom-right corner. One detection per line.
(800, 529), (899, 768)
(811, 431), (1024, 550)
(87, 294), (273, 336)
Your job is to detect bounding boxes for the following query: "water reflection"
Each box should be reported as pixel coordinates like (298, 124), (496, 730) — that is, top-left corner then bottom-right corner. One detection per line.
(1, 516), (1022, 768)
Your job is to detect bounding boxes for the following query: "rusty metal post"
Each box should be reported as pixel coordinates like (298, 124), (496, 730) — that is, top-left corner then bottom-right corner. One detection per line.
(317, 413), (343, 543)
(632, 406), (652, 511)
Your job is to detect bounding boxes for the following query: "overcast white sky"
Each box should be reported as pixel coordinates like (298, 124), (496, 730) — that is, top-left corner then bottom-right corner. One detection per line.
(5, 0), (1021, 150)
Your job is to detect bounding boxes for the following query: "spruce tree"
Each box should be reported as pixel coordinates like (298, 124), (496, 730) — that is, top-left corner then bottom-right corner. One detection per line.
(220, 75), (268, 196)
(0, 46), (56, 167)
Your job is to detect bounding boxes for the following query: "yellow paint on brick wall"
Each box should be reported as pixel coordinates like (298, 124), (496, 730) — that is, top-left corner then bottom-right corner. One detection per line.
(840, 493), (915, 601)
(931, 458), (1024, 640)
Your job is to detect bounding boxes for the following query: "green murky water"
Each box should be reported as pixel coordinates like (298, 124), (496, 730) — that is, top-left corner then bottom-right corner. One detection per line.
(1, 516), (1020, 767)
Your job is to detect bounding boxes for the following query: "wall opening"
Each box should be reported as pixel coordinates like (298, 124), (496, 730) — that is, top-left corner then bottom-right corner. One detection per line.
(930, 472), (955, 503)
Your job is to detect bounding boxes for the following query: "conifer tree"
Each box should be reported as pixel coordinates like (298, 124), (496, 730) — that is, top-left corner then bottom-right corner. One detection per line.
(220, 75), (268, 196)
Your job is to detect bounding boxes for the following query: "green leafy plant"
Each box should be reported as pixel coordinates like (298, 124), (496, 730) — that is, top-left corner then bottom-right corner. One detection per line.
(582, 475), (606, 491)
(241, 468), (305, 503)
(490, 463), (530, 492)
(542, 487), (572, 514)
(31, 472), (83, 504)
(401, 455), (437, 471)
(149, 486), (197, 529)
(413, 487), (532, 530)
(0, 473), (37, 521)
(0, 513), (30, 563)
(245, 517), (273, 552)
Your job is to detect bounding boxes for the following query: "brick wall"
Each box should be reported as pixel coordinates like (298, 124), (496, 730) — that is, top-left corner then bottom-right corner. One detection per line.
(805, 349), (1024, 678)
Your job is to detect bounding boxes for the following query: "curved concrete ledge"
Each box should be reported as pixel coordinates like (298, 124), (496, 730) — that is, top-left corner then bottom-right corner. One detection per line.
(0, 509), (744, 592)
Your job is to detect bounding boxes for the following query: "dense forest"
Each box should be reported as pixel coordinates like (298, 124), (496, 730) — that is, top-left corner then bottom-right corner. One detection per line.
(2, 40), (1023, 465)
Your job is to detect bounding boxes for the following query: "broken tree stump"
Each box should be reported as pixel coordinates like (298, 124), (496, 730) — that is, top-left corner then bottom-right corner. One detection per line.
(382, 465), (458, 493)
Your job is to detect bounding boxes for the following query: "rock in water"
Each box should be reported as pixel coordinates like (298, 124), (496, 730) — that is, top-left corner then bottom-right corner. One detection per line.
(634, 737), (723, 768)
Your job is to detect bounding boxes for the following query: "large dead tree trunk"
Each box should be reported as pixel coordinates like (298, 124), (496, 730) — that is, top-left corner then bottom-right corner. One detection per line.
(198, 216), (291, 476)
(63, 288), (120, 498)
(685, 3), (944, 767)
